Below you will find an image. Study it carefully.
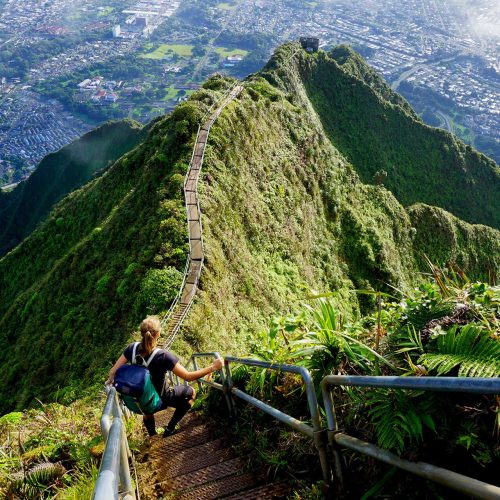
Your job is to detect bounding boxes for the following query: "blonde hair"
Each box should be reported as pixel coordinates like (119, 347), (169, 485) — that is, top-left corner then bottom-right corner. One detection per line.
(139, 315), (161, 356)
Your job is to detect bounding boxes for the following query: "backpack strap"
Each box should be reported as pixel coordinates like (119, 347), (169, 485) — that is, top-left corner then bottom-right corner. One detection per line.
(131, 342), (140, 364)
(144, 348), (160, 368)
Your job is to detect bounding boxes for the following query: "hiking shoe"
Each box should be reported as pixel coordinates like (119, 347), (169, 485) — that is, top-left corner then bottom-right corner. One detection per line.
(162, 427), (178, 438)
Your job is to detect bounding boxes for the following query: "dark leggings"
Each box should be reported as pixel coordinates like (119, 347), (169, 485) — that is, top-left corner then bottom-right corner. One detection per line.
(143, 385), (195, 435)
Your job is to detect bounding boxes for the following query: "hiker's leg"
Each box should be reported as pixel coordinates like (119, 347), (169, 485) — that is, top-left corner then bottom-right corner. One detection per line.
(165, 386), (195, 434)
(143, 414), (156, 436)
(189, 387), (197, 405)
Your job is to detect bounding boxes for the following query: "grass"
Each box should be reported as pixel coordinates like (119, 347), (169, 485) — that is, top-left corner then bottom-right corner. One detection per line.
(214, 47), (249, 58)
(216, 2), (237, 9)
(163, 87), (180, 101)
(141, 44), (194, 59)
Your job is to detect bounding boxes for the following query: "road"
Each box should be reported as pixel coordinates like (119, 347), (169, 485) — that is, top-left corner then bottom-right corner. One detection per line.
(436, 110), (452, 132)
(1, 182), (20, 191)
(191, 0), (243, 81)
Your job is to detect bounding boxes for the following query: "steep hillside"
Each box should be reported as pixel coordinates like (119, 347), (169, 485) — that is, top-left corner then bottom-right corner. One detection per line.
(0, 44), (498, 414)
(297, 45), (500, 229)
(0, 120), (145, 256)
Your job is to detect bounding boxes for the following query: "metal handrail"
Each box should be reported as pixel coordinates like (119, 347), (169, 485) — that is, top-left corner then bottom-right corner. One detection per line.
(194, 354), (330, 485)
(93, 387), (135, 500)
(321, 375), (500, 499)
(160, 84), (243, 349)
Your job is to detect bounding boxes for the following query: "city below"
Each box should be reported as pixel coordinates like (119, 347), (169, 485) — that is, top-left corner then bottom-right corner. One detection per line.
(0, 0), (498, 187)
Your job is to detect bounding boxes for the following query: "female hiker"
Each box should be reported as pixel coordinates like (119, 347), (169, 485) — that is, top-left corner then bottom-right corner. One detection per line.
(107, 315), (223, 437)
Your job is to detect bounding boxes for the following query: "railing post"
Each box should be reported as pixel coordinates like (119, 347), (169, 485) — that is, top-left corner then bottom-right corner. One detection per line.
(223, 359), (236, 418)
(320, 380), (344, 491)
(299, 367), (332, 489)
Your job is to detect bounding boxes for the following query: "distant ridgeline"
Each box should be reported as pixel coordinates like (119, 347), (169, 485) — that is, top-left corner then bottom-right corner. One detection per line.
(0, 43), (499, 413)
(0, 120), (146, 257)
(296, 45), (500, 229)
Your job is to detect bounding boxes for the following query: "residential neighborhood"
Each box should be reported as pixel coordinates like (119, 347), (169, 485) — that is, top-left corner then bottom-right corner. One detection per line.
(0, 0), (498, 185)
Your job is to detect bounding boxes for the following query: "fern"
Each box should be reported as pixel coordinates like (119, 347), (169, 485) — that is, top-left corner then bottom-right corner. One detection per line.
(8, 461), (66, 498)
(364, 389), (437, 454)
(419, 325), (500, 377)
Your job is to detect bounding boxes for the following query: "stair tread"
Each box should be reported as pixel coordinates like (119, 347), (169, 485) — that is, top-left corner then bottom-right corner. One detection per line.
(223, 481), (291, 499)
(153, 444), (236, 479)
(149, 424), (215, 454)
(160, 457), (246, 493)
(175, 470), (264, 500)
(154, 409), (202, 428)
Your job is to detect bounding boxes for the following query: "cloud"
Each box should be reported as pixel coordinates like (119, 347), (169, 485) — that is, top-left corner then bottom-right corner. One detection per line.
(449, 0), (499, 39)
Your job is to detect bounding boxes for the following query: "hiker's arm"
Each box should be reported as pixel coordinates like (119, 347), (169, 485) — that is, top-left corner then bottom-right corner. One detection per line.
(172, 358), (223, 382)
(107, 354), (127, 384)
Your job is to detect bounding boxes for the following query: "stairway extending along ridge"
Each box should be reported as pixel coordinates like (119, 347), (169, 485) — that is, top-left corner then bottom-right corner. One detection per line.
(138, 408), (291, 499)
(160, 84), (244, 349)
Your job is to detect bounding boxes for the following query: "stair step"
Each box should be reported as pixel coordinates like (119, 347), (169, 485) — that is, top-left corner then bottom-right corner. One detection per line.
(154, 409), (202, 429)
(152, 440), (235, 479)
(175, 470), (264, 500)
(223, 481), (291, 499)
(161, 457), (246, 493)
(149, 424), (215, 455)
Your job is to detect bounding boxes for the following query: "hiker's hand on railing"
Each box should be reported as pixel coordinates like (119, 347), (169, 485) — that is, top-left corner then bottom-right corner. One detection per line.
(211, 358), (223, 372)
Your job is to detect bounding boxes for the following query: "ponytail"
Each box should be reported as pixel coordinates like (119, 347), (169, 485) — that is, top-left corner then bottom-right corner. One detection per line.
(141, 330), (156, 356)
(139, 315), (161, 356)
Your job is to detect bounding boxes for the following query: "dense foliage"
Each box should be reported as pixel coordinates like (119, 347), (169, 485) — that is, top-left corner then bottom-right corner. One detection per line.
(0, 120), (145, 256)
(0, 98), (205, 412)
(0, 44), (498, 418)
(227, 269), (499, 497)
(293, 45), (500, 229)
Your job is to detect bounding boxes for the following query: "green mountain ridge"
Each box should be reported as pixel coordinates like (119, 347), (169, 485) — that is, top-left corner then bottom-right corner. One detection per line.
(0, 43), (498, 413)
(295, 45), (499, 229)
(0, 119), (146, 256)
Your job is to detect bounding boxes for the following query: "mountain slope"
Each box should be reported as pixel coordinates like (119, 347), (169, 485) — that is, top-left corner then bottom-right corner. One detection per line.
(0, 120), (145, 256)
(0, 45), (498, 413)
(295, 45), (499, 229)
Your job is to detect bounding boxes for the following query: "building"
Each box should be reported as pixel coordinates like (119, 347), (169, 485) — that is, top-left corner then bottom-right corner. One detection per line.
(78, 79), (91, 88)
(300, 37), (320, 53)
(112, 25), (121, 37)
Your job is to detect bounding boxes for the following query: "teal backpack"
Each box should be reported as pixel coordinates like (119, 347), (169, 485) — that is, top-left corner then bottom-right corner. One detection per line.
(114, 343), (163, 415)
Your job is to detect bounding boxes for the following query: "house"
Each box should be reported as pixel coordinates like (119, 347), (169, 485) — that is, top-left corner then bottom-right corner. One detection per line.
(78, 79), (91, 88)
(105, 93), (118, 103)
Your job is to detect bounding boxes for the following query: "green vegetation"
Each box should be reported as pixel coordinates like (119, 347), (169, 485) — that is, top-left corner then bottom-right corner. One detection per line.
(1, 45), (499, 415)
(216, 2), (237, 10)
(0, 395), (144, 498)
(214, 46), (249, 58)
(0, 120), (146, 257)
(141, 44), (194, 59)
(0, 41), (499, 498)
(97, 6), (114, 17)
(163, 87), (180, 100)
(295, 44), (500, 228)
(0, 99), (206, 412)
(213, 269), (499, 496)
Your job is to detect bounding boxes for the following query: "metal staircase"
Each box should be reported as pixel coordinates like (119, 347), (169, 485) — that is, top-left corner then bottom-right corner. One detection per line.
(140, 407), (290, 499)
(160, 83), (243, 349)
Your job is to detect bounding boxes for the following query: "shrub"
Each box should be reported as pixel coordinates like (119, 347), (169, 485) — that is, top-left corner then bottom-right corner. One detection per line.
(136, 267), (183, 314)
